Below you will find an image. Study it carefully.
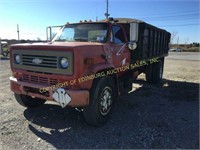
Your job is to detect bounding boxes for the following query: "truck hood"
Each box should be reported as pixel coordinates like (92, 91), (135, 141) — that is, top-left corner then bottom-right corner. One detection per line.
(11, 41), (105, 49)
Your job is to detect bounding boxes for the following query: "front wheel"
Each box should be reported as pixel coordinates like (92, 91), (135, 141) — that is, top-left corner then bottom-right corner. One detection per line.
(83, 77), (116, 126)
(14, 93), (46, 108)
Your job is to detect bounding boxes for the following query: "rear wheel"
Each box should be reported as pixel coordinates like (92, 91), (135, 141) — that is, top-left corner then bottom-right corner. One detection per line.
(83, 77), (116, 126)
(2, 51), (8, 57)
(145, 58), (164, 83)
(14, 93), (46, 108)
(119, 74), (133, 95)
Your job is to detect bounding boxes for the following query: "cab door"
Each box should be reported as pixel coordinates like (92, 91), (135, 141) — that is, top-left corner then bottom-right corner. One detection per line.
(110, 25), (130, 68)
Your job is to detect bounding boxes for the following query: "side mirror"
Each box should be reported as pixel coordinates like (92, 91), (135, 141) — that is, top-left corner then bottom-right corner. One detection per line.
(128, 41), (137, 50)
(46, 26), (63, 42)
(46, 27), (52, 42)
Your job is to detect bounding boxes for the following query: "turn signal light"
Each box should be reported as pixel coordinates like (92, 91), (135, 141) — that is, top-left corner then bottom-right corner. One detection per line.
(80, 20), (92, 23)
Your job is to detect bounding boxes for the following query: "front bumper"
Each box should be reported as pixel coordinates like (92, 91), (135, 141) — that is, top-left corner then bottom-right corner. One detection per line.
(10, 76), (89, 107)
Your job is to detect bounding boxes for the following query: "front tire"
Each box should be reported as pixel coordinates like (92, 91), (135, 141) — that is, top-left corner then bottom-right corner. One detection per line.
(83, 77), (116, 126)
(14, 93), (46, 108)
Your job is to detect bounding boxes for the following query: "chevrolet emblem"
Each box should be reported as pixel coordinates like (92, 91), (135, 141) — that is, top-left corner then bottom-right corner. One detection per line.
(32, 58), (42, 64)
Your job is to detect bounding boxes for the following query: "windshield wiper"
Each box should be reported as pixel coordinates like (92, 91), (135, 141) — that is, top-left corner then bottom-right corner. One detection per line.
(74, 37), (88, 42)
(55, 39), (67, 42)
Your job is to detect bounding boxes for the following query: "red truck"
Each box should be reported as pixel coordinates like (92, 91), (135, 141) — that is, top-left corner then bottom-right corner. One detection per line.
(10, 18), (171, 126)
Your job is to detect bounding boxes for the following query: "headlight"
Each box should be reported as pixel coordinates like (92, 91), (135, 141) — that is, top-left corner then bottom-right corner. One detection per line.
(60, 57), (69, 69)
(15, 54), (21, 64)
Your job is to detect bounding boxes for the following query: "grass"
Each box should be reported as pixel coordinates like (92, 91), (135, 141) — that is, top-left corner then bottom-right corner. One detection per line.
(182, 47), (199, 52)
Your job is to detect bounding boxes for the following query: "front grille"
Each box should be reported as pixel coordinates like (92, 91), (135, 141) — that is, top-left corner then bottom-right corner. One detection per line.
(22, 54), (57, 68)
(22, 74), (58, 85)
(12, 50), (73, 75)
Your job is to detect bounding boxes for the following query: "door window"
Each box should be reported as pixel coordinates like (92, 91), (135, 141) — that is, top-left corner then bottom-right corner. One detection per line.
(111, 25), (125, 44)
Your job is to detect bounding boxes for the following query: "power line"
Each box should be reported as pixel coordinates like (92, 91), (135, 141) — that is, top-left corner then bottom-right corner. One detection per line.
(146, 16), (200, 21)
(137, 13), (200, 22)
(135, 10), (199, 18)
(153, 9), (198, 15)
(140, 13), (199, 20)
(159, 23), (200, 27)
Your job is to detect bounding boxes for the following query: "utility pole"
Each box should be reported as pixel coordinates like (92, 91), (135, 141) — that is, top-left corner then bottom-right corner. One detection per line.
(17, 24), (20, 41)
(0, 37), (1, 56)
(105, 0), (110, 19)
(176, 36), (179, 48)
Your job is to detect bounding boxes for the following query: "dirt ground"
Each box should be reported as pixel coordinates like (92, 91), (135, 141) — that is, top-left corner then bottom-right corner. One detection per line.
(0, 57), (199, 149)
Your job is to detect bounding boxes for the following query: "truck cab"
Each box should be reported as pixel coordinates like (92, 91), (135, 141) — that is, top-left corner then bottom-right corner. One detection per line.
(10, 18), (170, 126)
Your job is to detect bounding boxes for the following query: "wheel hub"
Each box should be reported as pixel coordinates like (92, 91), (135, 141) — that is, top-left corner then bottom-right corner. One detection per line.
(100, 87), (112, 116)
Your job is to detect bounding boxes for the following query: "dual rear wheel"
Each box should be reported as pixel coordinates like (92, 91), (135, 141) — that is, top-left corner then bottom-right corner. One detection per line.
(145, 58), (164, 83)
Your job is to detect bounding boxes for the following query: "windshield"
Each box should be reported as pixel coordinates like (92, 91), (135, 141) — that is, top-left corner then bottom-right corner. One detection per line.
(53, 23), (108, 43)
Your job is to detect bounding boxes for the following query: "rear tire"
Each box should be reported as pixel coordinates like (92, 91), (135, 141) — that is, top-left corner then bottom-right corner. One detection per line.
(2, 51), (8, 57)
(14, 93), (46, 108)
(145, 58), (164, 83)
(83, 77), (116, 126)
(119, 74), (133, 95)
